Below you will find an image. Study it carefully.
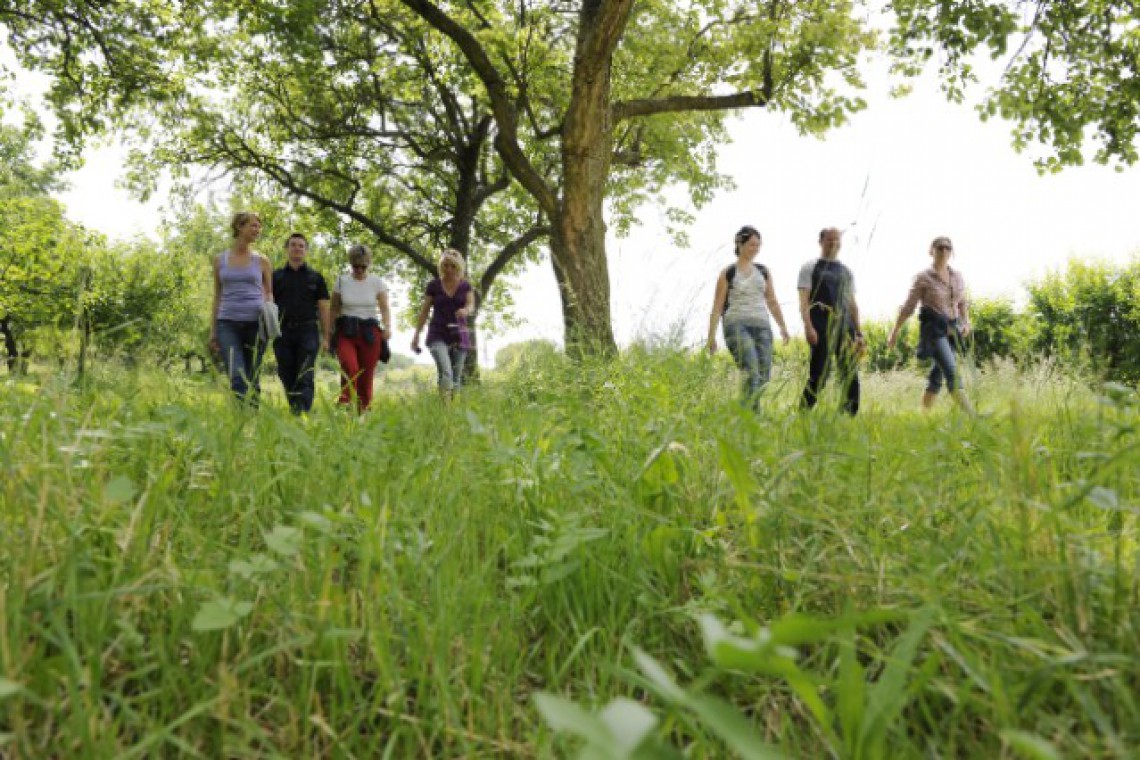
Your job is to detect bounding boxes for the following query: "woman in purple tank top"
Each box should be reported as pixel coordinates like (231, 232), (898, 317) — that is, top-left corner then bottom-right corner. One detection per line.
(209, 211), (274, 403)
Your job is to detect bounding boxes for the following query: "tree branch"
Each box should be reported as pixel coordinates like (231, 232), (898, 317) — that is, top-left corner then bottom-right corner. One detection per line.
(613, 90), (769, 122)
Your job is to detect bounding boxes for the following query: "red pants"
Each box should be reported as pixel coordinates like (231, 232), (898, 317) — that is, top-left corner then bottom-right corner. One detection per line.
(335, 327), (383, 411)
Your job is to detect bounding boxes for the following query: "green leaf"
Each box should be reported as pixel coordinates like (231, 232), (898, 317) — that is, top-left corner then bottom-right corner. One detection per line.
(631, 648), (687, 704)
(104, 474), (137, 504)
(687, 695), (790, 760)
(191, 598), (254, 632)
(1000, 730), (1061, 760)
(717, 438), (756, 511)
(599, 698), (657, 754)
(263, 525), (301, 557)
(533, 692), (610, 747)
(228, 553), (279, 579)
(0, 678), (24, 700)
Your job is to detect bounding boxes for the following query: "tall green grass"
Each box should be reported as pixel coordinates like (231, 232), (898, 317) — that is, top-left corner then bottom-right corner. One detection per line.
(0, 353), (1136, 757)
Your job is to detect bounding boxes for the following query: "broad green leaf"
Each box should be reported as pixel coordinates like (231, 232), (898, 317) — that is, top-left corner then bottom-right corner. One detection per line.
(191, 598), (254, 632)
(631, 648), (688, 705)
(687, 695), (790, 760)
(104, 475), (137, 504)
(1000, 730), (1061, 760)
(263, 525), (301, 557)
(533, 692), (610, 747)
(599, 698), (657, 754)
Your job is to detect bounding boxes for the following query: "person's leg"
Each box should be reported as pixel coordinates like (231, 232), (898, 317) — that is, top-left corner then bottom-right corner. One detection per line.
(924, 344), (945, 410)
(801, 313), (832, 409)
(216, 319), (252, 399)
(450, 346), (469, 392)
(274, 330), (300, 410)
(294, 324), (320, 413)
(753, 325), (773, 406)
(428, 340), (455, 397)
(835, 330), (860, 416)
(930, 335), (972, 413)
(336, 334), (361, 408)
(354, 327), (382, 411)
(724, 322), (762, 405)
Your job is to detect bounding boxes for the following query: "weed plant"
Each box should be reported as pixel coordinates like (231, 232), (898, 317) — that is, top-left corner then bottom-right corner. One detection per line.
(0, 352), (1136, 757)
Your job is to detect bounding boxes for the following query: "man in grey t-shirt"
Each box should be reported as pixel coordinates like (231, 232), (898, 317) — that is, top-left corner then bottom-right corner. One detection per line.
(797, 227), (864, 415)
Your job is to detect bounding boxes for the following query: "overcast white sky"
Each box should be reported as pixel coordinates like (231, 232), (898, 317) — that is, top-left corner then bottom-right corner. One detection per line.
(12, 45), (1140, 365)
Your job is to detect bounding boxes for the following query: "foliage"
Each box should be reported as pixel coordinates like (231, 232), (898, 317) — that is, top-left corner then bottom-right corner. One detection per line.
(0, 353), (1136, 756)
(1027, 257), (1140, 384)
(889, 0), (1140, 170)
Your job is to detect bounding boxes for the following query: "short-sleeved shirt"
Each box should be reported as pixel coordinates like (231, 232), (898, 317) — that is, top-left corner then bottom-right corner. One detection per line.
(798, 257), (855, 319)
(898, 267), (968, 325)
(723, 265), (770, 328)
(334, 273), (388, 327)
(425, 278), (472, 345)
(273, 263), (329, 327)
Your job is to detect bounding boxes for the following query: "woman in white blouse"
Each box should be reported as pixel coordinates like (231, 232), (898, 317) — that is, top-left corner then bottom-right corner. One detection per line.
(330, 244), (392, 412)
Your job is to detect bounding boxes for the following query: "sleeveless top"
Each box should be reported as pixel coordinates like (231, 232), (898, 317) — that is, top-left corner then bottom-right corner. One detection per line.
(217, 252), (265, 322)
(723, 265), (770, 328)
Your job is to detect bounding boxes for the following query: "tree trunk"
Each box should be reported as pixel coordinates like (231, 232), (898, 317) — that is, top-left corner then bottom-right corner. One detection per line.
(551, 0), (625, 357)
(1, 317), (19, 374)
(462, 311), (481, 384)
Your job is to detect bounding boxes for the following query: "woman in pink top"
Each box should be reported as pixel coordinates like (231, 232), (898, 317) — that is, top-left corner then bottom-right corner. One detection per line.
(887, 236), (973, 412)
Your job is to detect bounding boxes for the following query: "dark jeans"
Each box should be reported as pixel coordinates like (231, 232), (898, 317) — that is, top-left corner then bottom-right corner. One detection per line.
(274, 323), (321, 413)
(216, 319), (265, 403)
(801, 310), (860, 415)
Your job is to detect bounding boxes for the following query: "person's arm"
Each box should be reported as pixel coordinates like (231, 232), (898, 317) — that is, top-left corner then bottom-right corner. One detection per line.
(317, 299), (331, 347)
(765, 274), (790, 343)
(328, 278), (342, 351)
(260, 256), (274, 303)
(888, 275), (923, 348)
(208, 256), (221, 353)
(848, 297), (864, 346)
(377, 289), (392, 337)
(798, 288), (817, 345)
(456, 285), (476, 320)
(706, 272), (728, 353)
(411, 294), (432, 352)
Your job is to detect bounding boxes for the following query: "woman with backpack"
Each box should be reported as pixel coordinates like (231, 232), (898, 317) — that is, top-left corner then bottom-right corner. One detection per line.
(411, 248), (475, 400)
(707, 225), (791, 408)
(887, 235), (973, 413)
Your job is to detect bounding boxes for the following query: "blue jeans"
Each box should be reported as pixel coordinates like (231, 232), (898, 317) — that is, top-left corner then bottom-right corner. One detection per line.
(925, 335), (961, 393)
(274, 323), (320, 413)
(723, 322), (773, 407)
(428, 341), (468, 392)
(216, 319), (265, 403)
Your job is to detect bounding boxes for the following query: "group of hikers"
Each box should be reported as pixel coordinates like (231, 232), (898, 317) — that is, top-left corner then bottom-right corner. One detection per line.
(706, 225), (973, 414)
(209, 210), (972, 415)
(208, 211), (472, 413)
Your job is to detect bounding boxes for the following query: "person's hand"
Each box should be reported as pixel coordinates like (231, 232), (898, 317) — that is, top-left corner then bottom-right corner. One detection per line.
(706, 337), (717, 355)
(804, 325), (818, 346)
(958, 323), (971, 338)
(208, 334), (219, 354)
(779, 327), (790, 345)
(411, 338), (421, 354)
(887, 330), (897, 350)
(456, 307), (470, 320)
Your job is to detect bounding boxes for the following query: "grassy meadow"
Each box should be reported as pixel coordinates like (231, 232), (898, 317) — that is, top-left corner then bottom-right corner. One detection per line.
(0, 350), (1137, 758)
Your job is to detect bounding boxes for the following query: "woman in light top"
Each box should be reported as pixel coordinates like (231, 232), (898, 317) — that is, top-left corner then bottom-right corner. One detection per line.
(887, 235), (973, 412)
(412, 249), (475, 399)
(330, 244), (392, 412)
(209, 211), (274, 403)
(706, 225), (790, 409)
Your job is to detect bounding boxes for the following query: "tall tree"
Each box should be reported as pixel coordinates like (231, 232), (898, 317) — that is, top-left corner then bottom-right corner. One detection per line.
(398, 0), (876, 353)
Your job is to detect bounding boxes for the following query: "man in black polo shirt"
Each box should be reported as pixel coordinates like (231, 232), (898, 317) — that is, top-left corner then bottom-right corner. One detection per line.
(273, 233), (331, 413)
(797, 227), (865, 415)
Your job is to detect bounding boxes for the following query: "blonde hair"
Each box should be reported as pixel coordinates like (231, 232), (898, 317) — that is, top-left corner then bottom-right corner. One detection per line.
(230, 211), (261, 238)
(348, 243), (372, 267)
(438, 248), (466, 276)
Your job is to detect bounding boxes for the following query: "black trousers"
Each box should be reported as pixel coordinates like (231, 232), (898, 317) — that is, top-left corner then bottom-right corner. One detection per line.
(274, 323), (321, 413)
(801, 310), (860, 415)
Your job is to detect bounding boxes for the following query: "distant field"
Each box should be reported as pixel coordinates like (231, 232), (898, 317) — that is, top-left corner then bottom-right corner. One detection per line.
(1, 352), (1136, 758)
